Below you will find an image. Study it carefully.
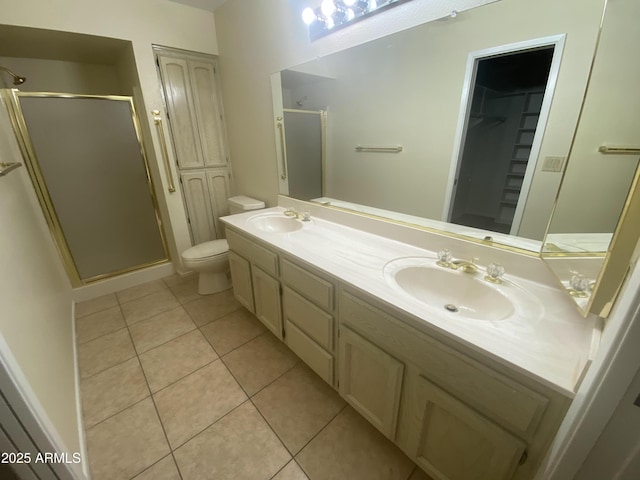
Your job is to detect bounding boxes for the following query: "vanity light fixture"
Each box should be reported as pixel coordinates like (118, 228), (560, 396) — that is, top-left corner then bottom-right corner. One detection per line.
(302, 0), (414, 41)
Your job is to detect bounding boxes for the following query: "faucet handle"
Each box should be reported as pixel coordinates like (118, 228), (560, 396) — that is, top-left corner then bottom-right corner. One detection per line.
(569, 273), (590, 298)
(437, 249), (453, 267)
(485, 263), (505, 284)
(283, 207), (297, 217)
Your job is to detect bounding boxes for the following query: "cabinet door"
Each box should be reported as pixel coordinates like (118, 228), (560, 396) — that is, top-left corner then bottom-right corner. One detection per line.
(338, 326), (404, 439)
(206, 168), (231, 238)
(228, 251), (254, 313)
(180, 171), (216, 244)
(157, 55), (204, 170)
(188, 60), (228, 168)
(409, 375), (526, 480)
(252, 266), (283, 340)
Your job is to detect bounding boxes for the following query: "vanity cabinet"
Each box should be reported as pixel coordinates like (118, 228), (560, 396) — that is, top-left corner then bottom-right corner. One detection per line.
(224, 222), (572, 480)
(338, 325), (404, 439)
(281, 258), (337, 386)
(338, 287), (571, 480)
(226, 228), (339, 357)
(252, 266), (282, 339)
(406, 374), (526, 480)
(226, 228), (282, 339)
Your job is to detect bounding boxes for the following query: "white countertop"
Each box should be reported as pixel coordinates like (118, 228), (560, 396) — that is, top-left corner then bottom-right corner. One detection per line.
(222, 207), (596, 397)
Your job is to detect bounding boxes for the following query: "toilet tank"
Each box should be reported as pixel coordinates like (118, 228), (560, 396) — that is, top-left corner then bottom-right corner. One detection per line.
(227, 195), (266, 215)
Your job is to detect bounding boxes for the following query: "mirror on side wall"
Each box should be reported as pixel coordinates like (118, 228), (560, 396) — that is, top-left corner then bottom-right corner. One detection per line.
(542, 0), (640, 317)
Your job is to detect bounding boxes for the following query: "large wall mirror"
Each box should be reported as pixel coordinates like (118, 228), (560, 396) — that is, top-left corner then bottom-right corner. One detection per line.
(272, 0), (639, 316)
(542, 0), (640, 317)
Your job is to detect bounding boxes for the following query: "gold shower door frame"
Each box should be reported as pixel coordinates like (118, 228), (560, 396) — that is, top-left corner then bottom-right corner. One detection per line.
(2, 89), (170, 287)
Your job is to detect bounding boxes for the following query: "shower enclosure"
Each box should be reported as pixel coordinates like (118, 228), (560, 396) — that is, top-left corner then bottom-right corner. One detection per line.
(2, 90), (169, 286)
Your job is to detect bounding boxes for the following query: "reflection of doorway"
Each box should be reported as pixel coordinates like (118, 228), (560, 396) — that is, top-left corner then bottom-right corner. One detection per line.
(445, 36), (564, 235)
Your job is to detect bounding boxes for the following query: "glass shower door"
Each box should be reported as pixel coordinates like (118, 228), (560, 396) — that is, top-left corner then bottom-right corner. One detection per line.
(10, 93), (168, 284)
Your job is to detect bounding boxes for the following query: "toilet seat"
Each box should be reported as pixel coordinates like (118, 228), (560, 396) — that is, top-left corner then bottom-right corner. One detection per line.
(182, 239), (228, 262)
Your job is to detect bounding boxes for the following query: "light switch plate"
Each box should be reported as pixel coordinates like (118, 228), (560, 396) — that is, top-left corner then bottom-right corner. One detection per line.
(542, 155), (566, 172)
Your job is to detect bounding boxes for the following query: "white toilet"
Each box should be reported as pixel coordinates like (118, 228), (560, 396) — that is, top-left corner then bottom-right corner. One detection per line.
(181, 195), (265, 295)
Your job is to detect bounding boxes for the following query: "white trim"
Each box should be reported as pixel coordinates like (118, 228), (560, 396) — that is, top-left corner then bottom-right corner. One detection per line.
(442, 34), (567, 233)
(72, 261), (174, 302)
(510, 34), (566, 235)
(271, 72), (289, 196)
(72, 303), (91, 479)
(0, 334), (87, 480)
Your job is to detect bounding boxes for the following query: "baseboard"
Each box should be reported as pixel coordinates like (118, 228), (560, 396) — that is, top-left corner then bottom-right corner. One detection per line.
(72, 262), (175, 302)
(71, 302), (91, 479)
(0, 333), (88, 480)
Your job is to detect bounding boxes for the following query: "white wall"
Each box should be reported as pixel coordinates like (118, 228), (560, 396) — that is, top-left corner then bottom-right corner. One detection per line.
(0, 0), (219, 274)
(0, 56), (124, 94)
(0, 99), (79, 462)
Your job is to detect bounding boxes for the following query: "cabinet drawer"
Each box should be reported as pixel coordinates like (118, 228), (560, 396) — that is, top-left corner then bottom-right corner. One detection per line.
(285, 320), (334, 385)
(340, 290), (548, 438)
(227, 228), (278, 276)
(281, 258), (333, 311)
(283, 287), (333, 351)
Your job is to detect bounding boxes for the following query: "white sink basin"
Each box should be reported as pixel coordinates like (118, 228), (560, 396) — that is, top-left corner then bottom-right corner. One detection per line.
(384, 257), (543, 322)
(248, 213), (303, 233)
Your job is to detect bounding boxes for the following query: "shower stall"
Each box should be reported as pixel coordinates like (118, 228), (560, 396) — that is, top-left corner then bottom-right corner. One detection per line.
(2, 89), (169, 286)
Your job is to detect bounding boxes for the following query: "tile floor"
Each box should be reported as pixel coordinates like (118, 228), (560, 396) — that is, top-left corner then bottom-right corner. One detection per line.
(75, 274), (432, 480)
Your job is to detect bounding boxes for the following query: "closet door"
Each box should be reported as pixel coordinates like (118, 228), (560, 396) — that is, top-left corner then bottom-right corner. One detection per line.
(181, 171), (215, 244)
(189, 60), (228, 167)
(158, 55), (204, 169)
(206, 168), (232, 238)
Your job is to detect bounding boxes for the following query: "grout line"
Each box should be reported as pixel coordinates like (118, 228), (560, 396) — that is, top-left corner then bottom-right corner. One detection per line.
(79, 351), (138, 382)
(130, 324), (199, 357)
(166, 398), (252, 452)
(127, 453), (172, 480)
(186, 303), (244, 330)
(150, 358), (219, 396)
(121, 309), (185, 480)
(249, 391), (295, 458)
(292, 403), (349, 460)
(74, 302), (119, 321)
(84, 393), (152, 432)
(115, 279), (170, 303)
(124, 303), (186, 330)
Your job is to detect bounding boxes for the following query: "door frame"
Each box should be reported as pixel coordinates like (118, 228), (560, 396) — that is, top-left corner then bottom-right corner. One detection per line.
(442, 34), (566, 234)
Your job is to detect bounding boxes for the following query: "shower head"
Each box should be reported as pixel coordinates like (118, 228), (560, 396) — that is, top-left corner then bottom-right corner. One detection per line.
(0, 66), (26, 86)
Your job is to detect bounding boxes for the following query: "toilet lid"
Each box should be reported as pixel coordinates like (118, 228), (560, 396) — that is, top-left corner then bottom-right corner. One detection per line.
(182, 239), (228, 260)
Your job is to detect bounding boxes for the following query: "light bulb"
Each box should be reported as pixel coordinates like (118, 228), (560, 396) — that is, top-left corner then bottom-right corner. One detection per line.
(326, 17), (335, 29)
(302, 7), (316, 25)
(321, 0), (336, 17)
(343, 0), (357, 6)
(368, 0), (378, 11)
(346, 8), (355, 20)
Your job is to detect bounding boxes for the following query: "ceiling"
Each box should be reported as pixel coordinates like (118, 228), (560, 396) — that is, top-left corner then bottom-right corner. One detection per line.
(168, 0), (228, 12)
